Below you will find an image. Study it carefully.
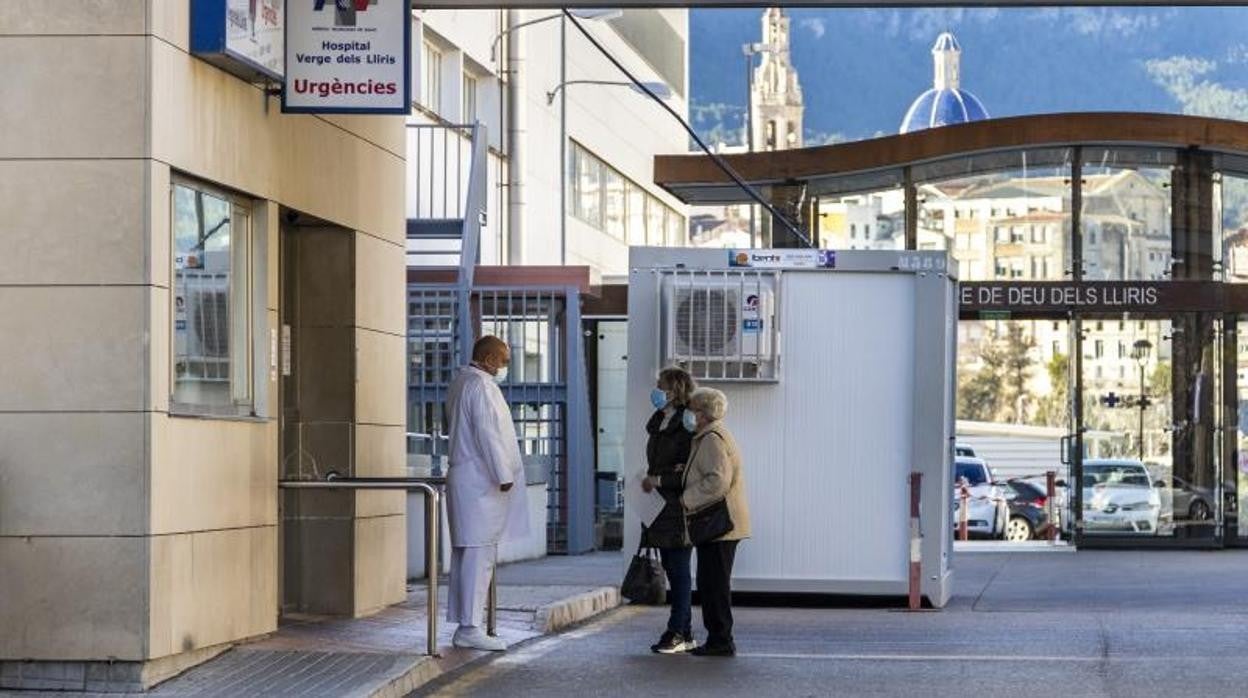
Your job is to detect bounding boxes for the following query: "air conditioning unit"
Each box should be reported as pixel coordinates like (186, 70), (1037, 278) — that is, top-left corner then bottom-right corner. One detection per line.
(661, 273), (778, 379)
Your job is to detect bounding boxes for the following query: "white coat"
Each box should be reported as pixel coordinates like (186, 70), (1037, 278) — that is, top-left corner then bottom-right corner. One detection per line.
(445, 365), (531, 547)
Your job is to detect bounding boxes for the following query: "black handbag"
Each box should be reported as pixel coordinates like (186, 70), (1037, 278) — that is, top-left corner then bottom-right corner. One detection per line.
(686, 498), (733, 545)
(621, 542), (667, 605)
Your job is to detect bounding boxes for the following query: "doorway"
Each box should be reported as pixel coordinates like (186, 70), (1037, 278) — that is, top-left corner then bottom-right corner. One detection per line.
(1071, 313), (1223, 546)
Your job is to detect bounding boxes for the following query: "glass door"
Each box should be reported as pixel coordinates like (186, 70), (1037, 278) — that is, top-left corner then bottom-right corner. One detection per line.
(1074, 312), (1223, 544)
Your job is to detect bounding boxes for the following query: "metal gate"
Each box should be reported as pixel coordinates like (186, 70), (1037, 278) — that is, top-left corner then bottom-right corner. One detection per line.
(406, 284), (594, 554)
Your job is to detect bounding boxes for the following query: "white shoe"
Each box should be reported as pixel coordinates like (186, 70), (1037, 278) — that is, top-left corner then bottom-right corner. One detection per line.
(452, 626), (507, 652)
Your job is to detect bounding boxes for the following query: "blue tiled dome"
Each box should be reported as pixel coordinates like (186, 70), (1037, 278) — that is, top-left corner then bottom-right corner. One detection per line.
(900, 88), (989, 134)
(899, 31), (989, 134)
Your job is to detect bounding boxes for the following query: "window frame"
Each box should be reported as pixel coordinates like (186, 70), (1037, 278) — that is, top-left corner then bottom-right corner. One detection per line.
(422, 42), (443, 114)
(169, 175), (257, 419)
(462, 71), (478, 124)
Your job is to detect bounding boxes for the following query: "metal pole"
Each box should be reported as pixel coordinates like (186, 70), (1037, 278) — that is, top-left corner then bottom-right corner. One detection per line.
(279, 480), (443, 657)
(1139, 363), (1147, 459)
(560, 15), (568, 265)
(487, 569), (498, 636)
(427, 488), (440, 655)
(744, 49), (756, 249)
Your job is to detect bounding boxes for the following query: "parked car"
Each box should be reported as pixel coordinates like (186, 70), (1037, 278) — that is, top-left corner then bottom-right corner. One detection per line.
(999, 479), (1052, 541)
(955, 443), (977, 458)
(1081, 459), (1162, 535)
(953, 457), (1008, 539)
(1171, 475), (1215, 523)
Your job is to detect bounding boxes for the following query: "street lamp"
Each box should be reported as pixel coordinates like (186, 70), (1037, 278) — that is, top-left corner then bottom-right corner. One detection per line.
(546, 80), (672, 105)
(1131, 338), (1153, 459)
(742, 42), (774, 248)
(489, 9), (620, 63)
(489, 8), (619, 266)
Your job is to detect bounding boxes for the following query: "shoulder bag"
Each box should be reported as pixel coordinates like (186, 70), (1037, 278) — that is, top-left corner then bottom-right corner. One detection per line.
(684, 432), (734, 545)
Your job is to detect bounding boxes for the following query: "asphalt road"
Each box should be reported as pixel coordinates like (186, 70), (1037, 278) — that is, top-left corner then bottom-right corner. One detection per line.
(416, 550), (1248, 697)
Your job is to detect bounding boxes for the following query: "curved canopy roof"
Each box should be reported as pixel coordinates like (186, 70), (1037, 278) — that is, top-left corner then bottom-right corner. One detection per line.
(654, 112), (1248, 204)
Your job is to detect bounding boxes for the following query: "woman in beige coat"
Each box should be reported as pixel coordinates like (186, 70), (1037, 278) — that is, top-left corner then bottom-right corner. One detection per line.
(680, 387), (750, 656)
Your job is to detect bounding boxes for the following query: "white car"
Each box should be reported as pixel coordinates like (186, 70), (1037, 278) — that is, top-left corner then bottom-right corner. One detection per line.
(1081, 459), (1162, 535)
(953, 457), (1008, 539)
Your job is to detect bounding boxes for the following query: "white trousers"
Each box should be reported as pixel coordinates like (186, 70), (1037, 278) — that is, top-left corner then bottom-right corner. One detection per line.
(447, 544), (497, 627)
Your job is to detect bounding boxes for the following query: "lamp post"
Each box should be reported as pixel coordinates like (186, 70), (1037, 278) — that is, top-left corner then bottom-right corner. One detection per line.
(489, 9), (620, 63)
(742, 42), (773, 249)
(489, 9), (619, 265)
(1132, 338), (1153, 459)
(549, 79), (673, 263)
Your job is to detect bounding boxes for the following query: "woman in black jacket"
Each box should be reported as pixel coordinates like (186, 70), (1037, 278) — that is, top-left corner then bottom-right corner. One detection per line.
(640, 367), (696, 654)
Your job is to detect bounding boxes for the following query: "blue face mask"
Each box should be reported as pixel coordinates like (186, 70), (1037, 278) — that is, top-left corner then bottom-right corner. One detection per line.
(650, 389), (669, 410)
(682, 410), (698, 432)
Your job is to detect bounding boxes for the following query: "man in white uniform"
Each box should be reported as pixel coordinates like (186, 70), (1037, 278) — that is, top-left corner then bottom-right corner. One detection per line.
(445, 335), (530, 651)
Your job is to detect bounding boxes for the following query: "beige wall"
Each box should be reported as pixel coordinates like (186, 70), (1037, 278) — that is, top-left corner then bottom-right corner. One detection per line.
(1, 0), (407, 671)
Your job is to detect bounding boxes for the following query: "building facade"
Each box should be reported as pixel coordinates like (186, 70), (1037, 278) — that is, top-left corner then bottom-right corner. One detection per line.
(409, 8), (690, 278)
(2, 2), (408, 691)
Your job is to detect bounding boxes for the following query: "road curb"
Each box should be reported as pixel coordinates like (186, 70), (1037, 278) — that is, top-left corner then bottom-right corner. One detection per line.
(367, 586), (621, 697)
(533, 586), (622, 634)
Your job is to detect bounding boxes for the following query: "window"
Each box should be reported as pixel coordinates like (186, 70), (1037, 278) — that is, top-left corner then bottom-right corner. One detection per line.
(421, 43), (442, 113)
(572, 145), (603, 229)
(572, 141), (681, 247)
(171, 179), (253, 415)
(665, 207), (684, 246)
(626, 182), (646, 245)
(462, 72), (478, 123)
(646, 197), (665, 246)
(850, 223), (857, 239)
(1095, 340), (1104, 358)
(604, 169), (626, 240)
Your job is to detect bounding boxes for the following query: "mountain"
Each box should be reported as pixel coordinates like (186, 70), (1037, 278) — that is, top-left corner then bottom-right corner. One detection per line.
(690, 7), (1248, 145)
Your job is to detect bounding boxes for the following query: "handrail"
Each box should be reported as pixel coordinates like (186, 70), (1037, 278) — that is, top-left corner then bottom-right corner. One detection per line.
(278, 478), (443, 656)
(320, 474), (498, 635)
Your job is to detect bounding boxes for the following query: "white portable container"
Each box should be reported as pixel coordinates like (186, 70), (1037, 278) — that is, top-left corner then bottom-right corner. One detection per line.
(624, 247), (958, 607)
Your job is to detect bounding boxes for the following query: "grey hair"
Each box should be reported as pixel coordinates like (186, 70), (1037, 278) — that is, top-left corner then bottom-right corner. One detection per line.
(688, 387), (728, 421)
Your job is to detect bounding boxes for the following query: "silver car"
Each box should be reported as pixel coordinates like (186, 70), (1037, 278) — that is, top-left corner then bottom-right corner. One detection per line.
(953, 457), (1008, 539)
(1081, 459), (1162, 535)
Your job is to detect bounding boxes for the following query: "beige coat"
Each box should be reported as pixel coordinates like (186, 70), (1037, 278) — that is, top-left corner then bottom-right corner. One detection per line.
(681, 420), (750, 542)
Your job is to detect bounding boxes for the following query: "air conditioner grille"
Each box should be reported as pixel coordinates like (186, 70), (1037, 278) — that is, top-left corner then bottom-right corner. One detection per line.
(675, 289), (738, 355)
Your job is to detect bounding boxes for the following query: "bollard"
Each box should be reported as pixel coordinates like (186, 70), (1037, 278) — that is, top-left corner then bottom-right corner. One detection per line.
(908, 472), (922, 611)
(958, 483), (970, 541)
(1046, 470), (1057, 543)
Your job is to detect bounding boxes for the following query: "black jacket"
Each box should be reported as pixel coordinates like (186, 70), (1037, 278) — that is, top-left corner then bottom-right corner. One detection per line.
(641, 406), (693, 549)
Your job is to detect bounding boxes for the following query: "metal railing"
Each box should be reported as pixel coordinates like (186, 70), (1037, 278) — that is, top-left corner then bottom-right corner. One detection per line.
(406, 123), (475, 222)
(278, 476), (445, 656)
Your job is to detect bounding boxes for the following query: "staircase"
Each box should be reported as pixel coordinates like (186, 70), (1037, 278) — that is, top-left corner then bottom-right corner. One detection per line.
(406, 122), (487, 293)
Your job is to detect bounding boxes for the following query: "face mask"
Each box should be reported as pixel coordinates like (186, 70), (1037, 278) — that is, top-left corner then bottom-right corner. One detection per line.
(650, 389), (669, 410)
(492, 365), (509, 384)
(682, 410), (698, 433)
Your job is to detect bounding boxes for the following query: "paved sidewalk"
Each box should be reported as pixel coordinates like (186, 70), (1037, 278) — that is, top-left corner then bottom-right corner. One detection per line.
(0, 554), (623, 698)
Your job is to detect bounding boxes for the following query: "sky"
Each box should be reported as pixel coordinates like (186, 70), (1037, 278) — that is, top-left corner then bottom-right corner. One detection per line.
(689, 7), (1248, 145)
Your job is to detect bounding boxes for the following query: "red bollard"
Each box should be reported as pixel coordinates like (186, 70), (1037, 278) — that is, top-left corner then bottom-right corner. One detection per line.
(958, 483), (970, 542)
(908, 472), (922, 611)
(1046, 470), (1057, 542)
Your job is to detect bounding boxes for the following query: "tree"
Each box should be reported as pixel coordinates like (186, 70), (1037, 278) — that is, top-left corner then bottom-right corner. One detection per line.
(957, 322), (1037, 424)
(1036, 352), (1070, 428)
